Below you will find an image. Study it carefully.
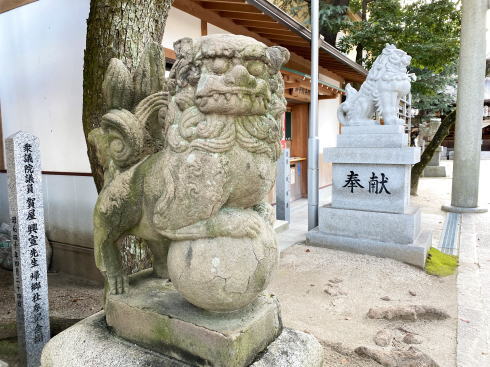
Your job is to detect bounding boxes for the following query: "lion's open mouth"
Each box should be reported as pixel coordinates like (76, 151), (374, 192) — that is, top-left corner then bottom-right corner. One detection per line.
(195, 90), (271, 115)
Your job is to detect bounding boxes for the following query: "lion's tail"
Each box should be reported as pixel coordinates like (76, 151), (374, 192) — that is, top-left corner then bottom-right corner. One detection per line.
(90, 42), (169, 174)
(337, 83), (358, 125)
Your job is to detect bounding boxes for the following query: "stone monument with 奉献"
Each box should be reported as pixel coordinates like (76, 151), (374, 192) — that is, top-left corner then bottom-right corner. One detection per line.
(307, 44), (432, 268)
(41, 35), (323, 366)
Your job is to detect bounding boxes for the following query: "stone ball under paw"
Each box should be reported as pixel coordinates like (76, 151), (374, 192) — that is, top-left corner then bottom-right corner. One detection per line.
(167, 225), (278, 312)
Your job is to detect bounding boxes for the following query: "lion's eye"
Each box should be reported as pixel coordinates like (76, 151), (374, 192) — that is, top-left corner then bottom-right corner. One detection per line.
(247, 60), (265, 76)
(211, 58), (229, 74)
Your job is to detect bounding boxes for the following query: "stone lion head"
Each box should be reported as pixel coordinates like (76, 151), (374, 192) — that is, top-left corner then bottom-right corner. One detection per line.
(168, 35), (289, 118)
(164, 35), (290, 160)
(368, 44), (412, 81)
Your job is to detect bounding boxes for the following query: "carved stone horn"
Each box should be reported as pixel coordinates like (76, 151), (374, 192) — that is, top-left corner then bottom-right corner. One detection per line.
(173, 37), (193, 59)
(266, 46), (290, 72)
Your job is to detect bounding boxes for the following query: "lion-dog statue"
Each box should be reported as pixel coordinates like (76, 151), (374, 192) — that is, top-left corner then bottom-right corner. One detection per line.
(337, 44), (414, 126)
(90, 35), (290, 311)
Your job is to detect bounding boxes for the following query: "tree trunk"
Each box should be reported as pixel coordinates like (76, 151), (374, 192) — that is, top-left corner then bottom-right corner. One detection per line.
(83, 0), (173, 192)
(410, 110), (456, 195)
(355, 0), (372, 64)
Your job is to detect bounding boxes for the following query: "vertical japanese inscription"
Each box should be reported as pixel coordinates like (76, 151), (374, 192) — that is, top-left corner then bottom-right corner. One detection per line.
(6, 132), (50, 367)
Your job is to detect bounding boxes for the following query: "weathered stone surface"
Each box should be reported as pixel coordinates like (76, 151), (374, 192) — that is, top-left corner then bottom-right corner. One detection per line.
(355, 346), (439, 367)
(250, 328), (324, 367)
(41, 312), (191, 367)
(374, 329), (394, 347)
(168, 213), (278, 311)
(337, 44), (412, 126)
(42, 312), (321, 367)
(318, 205), (421, 244)
(6, 131), (50, 367)
(367, 305), (450, 321)
(90, 34), (290, 312)
(105, 270), (282, 367)
(331, 164), (410, 214)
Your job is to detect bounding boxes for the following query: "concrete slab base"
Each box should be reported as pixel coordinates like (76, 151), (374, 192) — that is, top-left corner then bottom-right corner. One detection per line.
(423, 166), (447, 177)
(41, 312), (323, 367)
(441, 205), (488, 214)
(104, 270), (282, 367)
(274, 220), (289, 233)
(306, 227), (432, 268)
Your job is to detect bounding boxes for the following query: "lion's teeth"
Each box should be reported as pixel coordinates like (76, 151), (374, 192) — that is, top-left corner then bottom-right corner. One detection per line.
(225, 93), (231, 101)
(213, 94), (220, 101)
(201, 97), (208, 107)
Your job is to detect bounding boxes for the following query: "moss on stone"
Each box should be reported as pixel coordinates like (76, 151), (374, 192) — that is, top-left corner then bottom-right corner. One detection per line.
(0, 338), (18, 356)
(425, 247), (458, 277)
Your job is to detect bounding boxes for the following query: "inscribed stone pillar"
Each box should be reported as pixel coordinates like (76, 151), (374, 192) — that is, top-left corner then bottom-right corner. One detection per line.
(6, 131), (50, 367)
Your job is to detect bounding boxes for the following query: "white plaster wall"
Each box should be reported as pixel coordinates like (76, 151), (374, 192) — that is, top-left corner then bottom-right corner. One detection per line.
(162, 7), (201, 49)
(0, 0), (91, 172)
(0, 172), (97, 248)
(208, 24), (231, 35)
(318, 97), (341, 149)
(162, 8), (232, 49)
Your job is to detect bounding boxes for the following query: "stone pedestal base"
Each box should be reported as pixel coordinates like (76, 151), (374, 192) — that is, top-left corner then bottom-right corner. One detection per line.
(42, 270), (324, 367)
(423, 147), (446, 177)
(306, 227), (432, 268)
(104, 269), (281, 367)
(423, 165), (447, 177)
(306, 205), (432, 268)
(41, 312), (324, 367)
(441, 205), (488, 214)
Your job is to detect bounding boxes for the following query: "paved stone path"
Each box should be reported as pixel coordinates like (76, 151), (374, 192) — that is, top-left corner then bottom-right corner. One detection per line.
(456, 158), (490, 367)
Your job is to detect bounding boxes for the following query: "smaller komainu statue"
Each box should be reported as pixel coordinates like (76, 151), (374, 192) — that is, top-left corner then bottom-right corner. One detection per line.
(90, 35), (289, 312)
(337, 44), (414, 126)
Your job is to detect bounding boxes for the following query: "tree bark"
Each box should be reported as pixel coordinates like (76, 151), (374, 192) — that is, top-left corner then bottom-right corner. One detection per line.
(83, 0), (173, 192)
(410, 110), (456, 195)
(355, 0), (372, 64)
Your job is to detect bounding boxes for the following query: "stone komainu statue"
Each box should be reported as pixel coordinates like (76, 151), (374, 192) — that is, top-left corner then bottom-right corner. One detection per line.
(90, 35), (290, 312)
(337, 44), (414, 126)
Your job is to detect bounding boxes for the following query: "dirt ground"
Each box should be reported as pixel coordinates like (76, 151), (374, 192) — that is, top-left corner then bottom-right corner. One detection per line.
(0, 268), (103, 324)
(1, 246), (457, 367)
(270, 244), (457, 367)
(0, 268), (103, 366)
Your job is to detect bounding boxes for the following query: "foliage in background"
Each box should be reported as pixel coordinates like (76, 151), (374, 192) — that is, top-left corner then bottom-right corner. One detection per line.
(338, 0), (461, 117)
(274, 0), (351, 46)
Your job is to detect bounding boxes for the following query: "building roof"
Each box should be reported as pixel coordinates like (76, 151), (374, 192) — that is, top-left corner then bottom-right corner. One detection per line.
(173, 0), (367, 84)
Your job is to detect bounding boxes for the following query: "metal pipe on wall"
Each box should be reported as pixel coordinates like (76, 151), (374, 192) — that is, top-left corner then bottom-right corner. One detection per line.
(308, 0), (320, 230)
